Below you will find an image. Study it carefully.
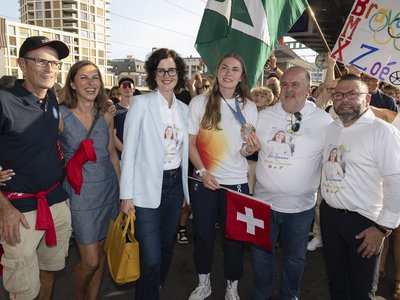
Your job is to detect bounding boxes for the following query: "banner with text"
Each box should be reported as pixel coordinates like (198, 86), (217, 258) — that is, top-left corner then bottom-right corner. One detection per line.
(331, 0), (400, 86)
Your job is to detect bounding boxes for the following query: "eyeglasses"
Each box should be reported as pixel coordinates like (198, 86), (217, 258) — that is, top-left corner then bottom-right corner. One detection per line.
(24, 57), (62, 69)
(286, 112), (302, 133)
(332, 91), (367, 101)
(155, 68), (177, 77)
(120, 82), (133, 89)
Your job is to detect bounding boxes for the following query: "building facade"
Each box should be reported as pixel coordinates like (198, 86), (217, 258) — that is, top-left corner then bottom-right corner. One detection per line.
(1, 0), (113, 86)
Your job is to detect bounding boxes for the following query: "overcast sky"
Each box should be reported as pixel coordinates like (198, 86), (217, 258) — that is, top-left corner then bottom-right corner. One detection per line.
(1, 0), (207, 61)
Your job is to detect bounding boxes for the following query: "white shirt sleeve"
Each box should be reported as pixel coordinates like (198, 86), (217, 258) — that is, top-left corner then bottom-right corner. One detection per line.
(376, 173), (400, 228)
(188, 95), (205, 135)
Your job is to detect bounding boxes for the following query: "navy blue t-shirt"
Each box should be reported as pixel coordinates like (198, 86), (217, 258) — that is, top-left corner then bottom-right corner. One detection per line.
(371, 90), (398, 112)
(0, 80), (68, 212)
(114, 103), (128, 159)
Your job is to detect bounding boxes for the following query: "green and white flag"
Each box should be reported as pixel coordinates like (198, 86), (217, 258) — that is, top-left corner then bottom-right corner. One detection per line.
(195, 0), (309, 89)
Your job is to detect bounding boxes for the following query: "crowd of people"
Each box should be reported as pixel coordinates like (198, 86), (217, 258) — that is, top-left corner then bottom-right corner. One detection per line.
(1, 35), (400, 300)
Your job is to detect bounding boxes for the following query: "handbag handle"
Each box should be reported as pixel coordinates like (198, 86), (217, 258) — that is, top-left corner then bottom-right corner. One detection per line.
(113, 211), (136, 244)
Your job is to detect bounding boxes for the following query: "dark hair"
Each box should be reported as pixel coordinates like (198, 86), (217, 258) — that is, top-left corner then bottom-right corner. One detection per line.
(61, 60), (107, 112)
(144, 48), (186, 90)
(200, 53), (251, 130)
(118, 77), (134, 86)
(339, 74), (368, 92)
(0, 75), (16, 89)
(109, 86), (121, 97)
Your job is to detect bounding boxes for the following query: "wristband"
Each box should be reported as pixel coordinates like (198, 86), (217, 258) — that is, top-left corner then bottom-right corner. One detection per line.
(195, 168), (207, 177)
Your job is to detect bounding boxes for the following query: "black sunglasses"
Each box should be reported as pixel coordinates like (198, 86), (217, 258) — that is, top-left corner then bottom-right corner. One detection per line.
(286, 112), (302, 133)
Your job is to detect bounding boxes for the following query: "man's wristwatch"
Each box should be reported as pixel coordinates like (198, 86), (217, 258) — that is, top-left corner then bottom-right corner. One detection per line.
(374, 224), (392, 237)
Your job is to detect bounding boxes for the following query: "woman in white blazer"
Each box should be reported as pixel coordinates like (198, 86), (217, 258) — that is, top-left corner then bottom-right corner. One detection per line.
(119, 48), (189, 300)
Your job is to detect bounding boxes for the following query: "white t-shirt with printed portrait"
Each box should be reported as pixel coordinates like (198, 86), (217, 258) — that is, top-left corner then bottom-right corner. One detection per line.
(158, 91), (183, 170)
(255, 101), (333, 213)
(321, 109), (400, 227)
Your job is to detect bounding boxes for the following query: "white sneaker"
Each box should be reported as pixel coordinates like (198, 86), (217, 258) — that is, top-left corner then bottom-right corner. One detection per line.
(307, 237), (323, 251)
(189, 282), (212, 300)
(225, 285), (240, 300)
(177, 229), (189, 244)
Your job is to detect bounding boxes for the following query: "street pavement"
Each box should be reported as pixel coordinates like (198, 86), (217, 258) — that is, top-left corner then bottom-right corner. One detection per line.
(0, 221), (396, 299)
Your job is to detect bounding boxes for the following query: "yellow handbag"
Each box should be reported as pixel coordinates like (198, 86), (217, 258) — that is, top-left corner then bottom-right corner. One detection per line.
(104, 211), (140, 284)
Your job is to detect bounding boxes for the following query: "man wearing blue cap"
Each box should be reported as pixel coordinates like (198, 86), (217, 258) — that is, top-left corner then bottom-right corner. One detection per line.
(0, 36), (71, 300)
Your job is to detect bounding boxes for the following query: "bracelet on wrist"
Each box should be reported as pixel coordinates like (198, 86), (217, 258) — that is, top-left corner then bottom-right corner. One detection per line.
(242, 144), (253, 156)
(195, 168), (207, 177)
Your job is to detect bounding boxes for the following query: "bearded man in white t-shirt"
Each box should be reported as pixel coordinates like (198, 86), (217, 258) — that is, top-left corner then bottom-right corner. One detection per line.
(253, 66), (333, 299)
(320, 74), (400, 299)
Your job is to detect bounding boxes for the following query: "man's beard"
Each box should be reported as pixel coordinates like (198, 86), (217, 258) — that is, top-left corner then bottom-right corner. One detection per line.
(334, 105), (361, 122)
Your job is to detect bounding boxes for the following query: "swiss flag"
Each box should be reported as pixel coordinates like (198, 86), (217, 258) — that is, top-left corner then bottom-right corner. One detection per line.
(226, 191), (272, 251)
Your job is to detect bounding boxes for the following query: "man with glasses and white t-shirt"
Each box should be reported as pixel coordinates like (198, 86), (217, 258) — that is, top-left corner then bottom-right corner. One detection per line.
(320, 74), (400, 299)
(252, 66), (333, 300)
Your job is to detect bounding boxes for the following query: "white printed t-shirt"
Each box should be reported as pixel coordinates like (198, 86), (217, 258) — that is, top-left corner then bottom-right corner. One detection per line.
(321, 109), (400, 227)
(188, 93), (258, 185)
(254, 101), (333, 213)
(158, 91), (183, 170)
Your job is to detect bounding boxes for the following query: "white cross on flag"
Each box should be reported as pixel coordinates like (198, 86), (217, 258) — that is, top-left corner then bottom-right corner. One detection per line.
(226, 191), (271, 251)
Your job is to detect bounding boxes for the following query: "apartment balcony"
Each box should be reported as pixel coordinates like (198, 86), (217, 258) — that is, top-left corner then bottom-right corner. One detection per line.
(63, 13), (78, 20)
(62, 3), (78, 12)
(63, 22), (79, 33)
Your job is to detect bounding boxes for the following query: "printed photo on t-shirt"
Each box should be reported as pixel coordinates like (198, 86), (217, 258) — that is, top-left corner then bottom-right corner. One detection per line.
(263, 129), (295, 169)
(266, 129), (293, 160)
(163, 123), (183, 166)
(322, 144), (347, 193)
(164, 125), (178, 155)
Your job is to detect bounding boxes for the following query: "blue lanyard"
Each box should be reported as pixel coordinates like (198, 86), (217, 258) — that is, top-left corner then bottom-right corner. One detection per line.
(220, 92), (247, 125)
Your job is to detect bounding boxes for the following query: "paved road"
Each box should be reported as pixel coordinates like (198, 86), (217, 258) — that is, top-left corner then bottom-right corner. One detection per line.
(0, 221), (396, 299)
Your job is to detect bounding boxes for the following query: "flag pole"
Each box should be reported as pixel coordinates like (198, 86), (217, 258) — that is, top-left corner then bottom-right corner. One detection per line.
(188, 176), (272, 206)
(306, 5), (341, 76)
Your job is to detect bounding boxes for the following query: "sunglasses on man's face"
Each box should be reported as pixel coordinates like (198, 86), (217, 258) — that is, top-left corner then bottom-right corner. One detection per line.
(120, 82), (134, 89)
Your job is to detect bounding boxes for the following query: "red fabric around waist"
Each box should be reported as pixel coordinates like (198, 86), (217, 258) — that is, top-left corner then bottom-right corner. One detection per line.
(2, 182), (60, 246)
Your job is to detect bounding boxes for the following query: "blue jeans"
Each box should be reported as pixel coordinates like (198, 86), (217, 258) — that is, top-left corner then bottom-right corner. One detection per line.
(134, 167), (183, 300)
(252, 207), (314, 300)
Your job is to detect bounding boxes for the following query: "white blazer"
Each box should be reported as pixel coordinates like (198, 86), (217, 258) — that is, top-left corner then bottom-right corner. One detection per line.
(119, 91), (190, 208)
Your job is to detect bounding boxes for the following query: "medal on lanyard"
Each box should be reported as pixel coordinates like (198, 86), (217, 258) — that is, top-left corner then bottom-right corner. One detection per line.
(220, 92), (255, 142)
